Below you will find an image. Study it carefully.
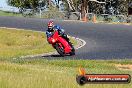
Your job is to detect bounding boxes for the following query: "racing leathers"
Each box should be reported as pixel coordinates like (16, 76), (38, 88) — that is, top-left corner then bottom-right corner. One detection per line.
(46, 25), (70, 43)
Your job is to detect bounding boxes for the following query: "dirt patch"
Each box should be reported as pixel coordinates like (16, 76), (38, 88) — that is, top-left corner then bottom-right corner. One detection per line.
(115, 64), (132, 71)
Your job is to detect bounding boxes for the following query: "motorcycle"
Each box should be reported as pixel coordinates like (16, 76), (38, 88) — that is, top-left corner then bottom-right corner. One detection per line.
(47, 30), (75, 57)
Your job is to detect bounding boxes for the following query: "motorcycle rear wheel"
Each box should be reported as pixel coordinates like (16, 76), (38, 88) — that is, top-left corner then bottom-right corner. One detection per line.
(69, 42), (75, 56)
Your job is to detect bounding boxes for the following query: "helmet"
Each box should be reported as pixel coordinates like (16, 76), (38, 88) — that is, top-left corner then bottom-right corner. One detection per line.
(48, 21), (54, 29)
(47, 21), (54, 32)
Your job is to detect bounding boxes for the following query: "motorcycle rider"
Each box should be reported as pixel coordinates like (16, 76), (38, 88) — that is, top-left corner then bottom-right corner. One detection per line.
(46, 21), (71, 44)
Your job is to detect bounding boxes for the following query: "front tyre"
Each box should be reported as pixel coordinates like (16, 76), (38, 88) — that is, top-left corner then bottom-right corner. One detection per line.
(54, 43), (65, 57)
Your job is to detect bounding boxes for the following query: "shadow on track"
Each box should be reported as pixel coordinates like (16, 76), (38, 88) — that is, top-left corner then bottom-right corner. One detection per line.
(42, 54), (62, 57)
(42, 54), (72, 58)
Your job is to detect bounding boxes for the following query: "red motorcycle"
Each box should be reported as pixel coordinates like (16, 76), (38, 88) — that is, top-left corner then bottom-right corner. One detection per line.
(47, 30), (75, 56)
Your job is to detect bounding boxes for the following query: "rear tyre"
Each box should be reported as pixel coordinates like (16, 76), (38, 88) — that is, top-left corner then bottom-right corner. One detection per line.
(69, 42), (75, 56)
(54, 43), (65, 57)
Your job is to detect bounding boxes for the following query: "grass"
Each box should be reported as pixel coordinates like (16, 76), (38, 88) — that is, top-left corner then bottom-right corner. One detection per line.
(0, 28), (53, 59)
(0, 27), (77, 59)
(0, 10), (22, 17)
(0, 59), (132, 88)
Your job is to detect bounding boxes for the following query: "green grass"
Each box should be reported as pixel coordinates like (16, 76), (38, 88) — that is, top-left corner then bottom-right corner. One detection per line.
(0, 10), (22, 17)
(0, 28), (54, 59)
(0, 27), (77, 59)
(0, 59), (132, 88)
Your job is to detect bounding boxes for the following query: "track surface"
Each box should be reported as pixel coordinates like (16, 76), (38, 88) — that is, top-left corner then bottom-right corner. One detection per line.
(0, 16), (132, 59)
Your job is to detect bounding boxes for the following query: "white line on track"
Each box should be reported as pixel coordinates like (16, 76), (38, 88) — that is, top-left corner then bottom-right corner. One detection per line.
(70, 36), (86, 49)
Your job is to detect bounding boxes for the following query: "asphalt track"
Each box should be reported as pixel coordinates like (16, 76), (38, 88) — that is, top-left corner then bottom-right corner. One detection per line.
(0, 16), (132, 59)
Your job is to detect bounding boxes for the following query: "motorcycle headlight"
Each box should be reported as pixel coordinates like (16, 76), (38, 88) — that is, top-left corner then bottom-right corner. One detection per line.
(52, 39), (56, 43)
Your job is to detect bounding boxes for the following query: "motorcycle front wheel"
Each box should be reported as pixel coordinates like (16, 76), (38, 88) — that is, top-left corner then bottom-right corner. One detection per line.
(54, 43), (65, 57)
